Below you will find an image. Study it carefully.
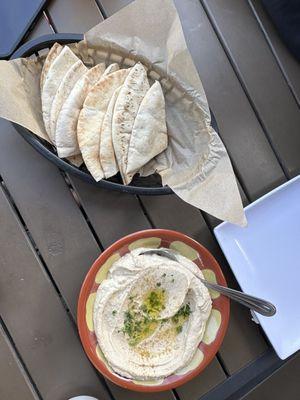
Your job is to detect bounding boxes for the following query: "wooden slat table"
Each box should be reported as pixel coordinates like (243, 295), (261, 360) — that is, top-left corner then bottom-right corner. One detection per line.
(0, 1), (299, 399)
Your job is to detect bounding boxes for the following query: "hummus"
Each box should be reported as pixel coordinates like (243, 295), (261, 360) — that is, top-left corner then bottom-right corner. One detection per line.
(93, 247), (212, 380)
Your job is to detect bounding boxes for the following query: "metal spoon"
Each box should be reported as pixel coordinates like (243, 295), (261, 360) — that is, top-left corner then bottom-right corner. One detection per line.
(140, 249), (276, 317)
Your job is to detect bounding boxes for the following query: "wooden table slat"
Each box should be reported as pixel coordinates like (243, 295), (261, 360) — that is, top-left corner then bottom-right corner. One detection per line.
(26, 13), (53, 41)
(140, 194), (268, 374)
(107, 382), (176, 400)
(0, 324), (38, 400)
(241, 353), (300, 400)
(0, 120), (101, 319)
(202, 0), (300, 178)
(48, 0), (104, 33)
(98, 0), (130, 16)
(249, 0), (300, 107)
(0, 182), (111, 400)
(69, 177), (152, 248)
(176, 358), (225, 400)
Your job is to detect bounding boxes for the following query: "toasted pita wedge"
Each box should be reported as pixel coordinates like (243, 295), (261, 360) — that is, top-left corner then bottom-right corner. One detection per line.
(50, 60), (87, 141)
(42, 46), (79, 141)
(55, 63), (105, 158)
(112, 62), (150, 184)
(40, 43), (62, 89)
(99, 86), (121, 178)
(77, 69), (129, 181)
(103, 63), (119, 75)
(67, 154), (84, 167)
(126, 81), (168, 181)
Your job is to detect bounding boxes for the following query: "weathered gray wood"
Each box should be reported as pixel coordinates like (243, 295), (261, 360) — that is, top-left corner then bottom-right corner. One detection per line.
(249, 0), (300, 106)
(27, 13), (53, 41)
(107, 382), (175, 400)
(202, 0), (300, 178)
(141, 194), (268, 374)
(241, 353), (300, 399)
(0, 324), (38, 400)
(48, 0), (104, 33)
(0, 183), (111, 400)
(98, 0), (130, 16)
(70, 177), (152, 248)
(0, 119), (100, 319)
(99, 0), (286, 200)
(176, 358), (225, 400)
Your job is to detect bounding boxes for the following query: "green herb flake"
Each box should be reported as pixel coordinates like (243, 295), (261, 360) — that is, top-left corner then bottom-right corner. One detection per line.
(112, 310), (117, 316)
(141, 304), (148, 313)
(176, 325), (183, 334)
(172, 304), (191, 324)
(156, 282), (161, 287)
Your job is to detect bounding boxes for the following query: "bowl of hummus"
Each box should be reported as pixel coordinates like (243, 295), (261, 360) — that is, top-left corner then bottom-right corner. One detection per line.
(78, 229), (229, 391)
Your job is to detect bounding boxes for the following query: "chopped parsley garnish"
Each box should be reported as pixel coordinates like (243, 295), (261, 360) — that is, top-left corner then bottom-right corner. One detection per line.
(162, 273), (167, 278)
(156, 282), (161, 287)
(122, 308), (158, 346)
(122, 290), (192, 346)
(112, 310), (117, 316)
(172, 304), (191, 324)
(176, 325), (183, 334)
(171, 278), (175, 283)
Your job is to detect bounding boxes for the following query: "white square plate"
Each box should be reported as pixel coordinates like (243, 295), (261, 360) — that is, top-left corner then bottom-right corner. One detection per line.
(214, 176), (300, 359)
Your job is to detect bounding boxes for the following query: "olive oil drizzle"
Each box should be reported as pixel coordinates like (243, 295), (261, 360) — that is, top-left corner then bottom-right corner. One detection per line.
(122, 288), (191, 346)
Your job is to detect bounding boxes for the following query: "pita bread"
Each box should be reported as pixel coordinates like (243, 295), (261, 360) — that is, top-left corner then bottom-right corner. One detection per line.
(55, 63), (105, 158)
(99, 86), (121, 178)
(112, 62), (150, 184)
(77, 69), (129, 181)
(50, 60), (87, 141)
(67, 154), (84, 167)
(40, 43), (62, 89)
(42, 46), (79, 141)
(126, 81), (168, 181)
(103, 63), (119, 75)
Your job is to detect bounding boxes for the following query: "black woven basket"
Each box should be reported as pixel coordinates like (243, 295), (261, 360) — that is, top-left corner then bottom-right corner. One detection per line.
(11, 34), (218, 196)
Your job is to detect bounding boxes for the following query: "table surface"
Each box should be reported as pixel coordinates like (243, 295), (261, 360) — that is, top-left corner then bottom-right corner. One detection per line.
(0, 1), (299, 399)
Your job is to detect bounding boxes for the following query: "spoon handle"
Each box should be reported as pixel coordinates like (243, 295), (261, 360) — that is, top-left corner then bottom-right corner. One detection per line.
(201, 280), (276, 317)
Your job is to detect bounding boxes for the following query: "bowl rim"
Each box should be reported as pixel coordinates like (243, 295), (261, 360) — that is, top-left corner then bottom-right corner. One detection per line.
(77, 229), (230, 392)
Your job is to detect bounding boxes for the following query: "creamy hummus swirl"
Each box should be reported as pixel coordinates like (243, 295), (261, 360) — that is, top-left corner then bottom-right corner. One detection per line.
(93, 247), (212, 380)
